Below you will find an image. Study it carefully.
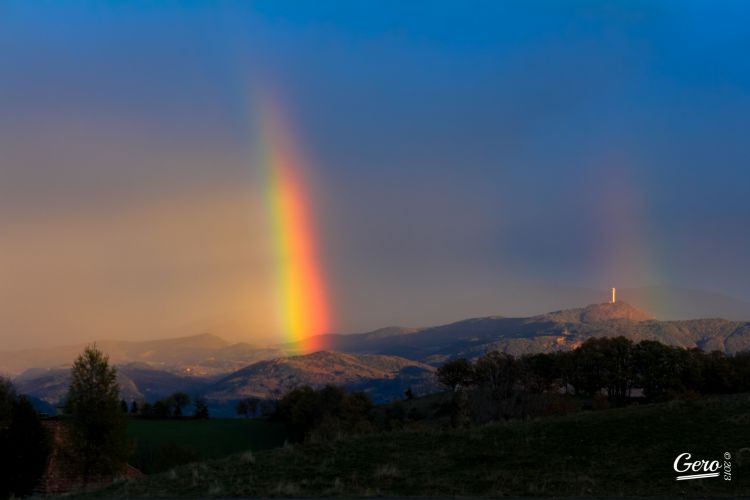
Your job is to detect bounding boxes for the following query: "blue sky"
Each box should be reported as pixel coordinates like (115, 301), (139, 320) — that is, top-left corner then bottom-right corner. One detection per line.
(1, 1), (750, 347)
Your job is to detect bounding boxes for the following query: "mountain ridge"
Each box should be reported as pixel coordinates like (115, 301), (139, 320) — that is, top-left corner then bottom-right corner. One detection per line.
(5, 301), (750, 381)
(204, 351), (437, 403)
(288, 301), (750, 363)
(10, 301), (750, 408)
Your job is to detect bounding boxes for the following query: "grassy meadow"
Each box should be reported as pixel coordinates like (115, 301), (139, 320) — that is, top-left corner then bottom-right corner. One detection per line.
(128, 418), (289, 474)
(89, 393), (750, 497)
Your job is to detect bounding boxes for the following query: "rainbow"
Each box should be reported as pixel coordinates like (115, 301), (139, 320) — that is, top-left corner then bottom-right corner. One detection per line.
(258, 99), (330, 352)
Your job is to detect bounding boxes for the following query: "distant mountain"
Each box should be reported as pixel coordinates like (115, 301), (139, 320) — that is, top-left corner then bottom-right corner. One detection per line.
(13, 363), (211, 406)
(11, 352), (436, 411)
(5, 295), (750, 402)
(0, 333), (284, 377)
(14, 368), (143, 406)
(117, 363), (211, 400)
(288, 302), (750, 364)
(24, 395), (57, 416)
(204, 351), (438, 403)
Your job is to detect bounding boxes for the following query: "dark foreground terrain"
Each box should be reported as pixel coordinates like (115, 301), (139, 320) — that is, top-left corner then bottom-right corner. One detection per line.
(81, 394), (750, 498)
(128, 419), (288, 474)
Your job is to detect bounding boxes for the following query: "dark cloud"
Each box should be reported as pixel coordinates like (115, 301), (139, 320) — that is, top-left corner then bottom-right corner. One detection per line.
(1, 1), (749, 348)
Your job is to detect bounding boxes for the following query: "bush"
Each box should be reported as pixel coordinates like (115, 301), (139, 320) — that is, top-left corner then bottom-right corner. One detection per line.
(0, 380), (51, 498)
(437, 358), (474, 392)
(274, 385), (373, 442)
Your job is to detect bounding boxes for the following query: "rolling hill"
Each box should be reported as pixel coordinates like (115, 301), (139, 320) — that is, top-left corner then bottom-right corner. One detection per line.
(13, 351), (438, 408)
(204, 351), (438, 403)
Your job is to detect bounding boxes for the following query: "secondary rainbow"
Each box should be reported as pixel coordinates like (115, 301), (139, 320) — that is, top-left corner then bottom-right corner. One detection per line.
(259, 98), (330, 351)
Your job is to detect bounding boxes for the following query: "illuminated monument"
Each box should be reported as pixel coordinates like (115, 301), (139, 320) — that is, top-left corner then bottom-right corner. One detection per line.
(611, 287), (617, 304)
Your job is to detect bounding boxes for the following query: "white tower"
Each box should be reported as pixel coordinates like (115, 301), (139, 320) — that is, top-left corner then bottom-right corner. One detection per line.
(611, 287), (616, 304)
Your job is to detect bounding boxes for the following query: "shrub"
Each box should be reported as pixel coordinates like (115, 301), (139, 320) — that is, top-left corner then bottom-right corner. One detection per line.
(0, 379), (51, 498)
(275, 385), (373, 441)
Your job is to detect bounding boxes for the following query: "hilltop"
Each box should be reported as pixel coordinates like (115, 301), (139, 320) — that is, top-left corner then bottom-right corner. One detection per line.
(537, 301), (655, 323)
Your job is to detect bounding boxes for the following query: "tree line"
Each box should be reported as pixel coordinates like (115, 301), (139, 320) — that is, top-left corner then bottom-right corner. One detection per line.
(122, 392), (209, 419)
(273, 385), (374, 442)
(438, 337), (750, 405)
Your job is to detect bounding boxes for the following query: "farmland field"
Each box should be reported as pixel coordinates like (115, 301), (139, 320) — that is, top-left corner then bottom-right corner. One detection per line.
(127, 418), (289, 473)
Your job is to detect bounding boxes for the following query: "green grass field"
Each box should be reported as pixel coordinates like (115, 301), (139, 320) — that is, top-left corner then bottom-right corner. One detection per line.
(127, 418), (289, 473)
(88, 394), (750, 497)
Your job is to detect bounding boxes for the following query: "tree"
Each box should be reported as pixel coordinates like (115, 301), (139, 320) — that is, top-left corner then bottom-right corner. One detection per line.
(437, 358), (474, 392)
(64, 345), (130, 483)
(152, 400), (170, 419)
(554, 350), (577, 394)
(568, 337), (635, 403)
(140, 402), (153, 418)
(600, 337), (635, 403)
(171, 392), (191, 418)
(702, 351), (735, 394)
(130, 401), (139, 415)
(0, 377), (15, 427)
(682, 348), (707, 392)
(275, 385), (373, 441)
(633, 340), (682, 400)
(0, 378), (51, 498)
(519, 353), (559, 394)
(475, 351), (517, 399)
(162, 396), (176, 417)
(120, 399), (129, 414)
(404, 387), (415, 400)
(571, 338), (611, 397)
(235, 397), (260, 418)
(235, 399), (249, 417)
(193, 397), (209, 419)
(730, 351), (750, 392)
